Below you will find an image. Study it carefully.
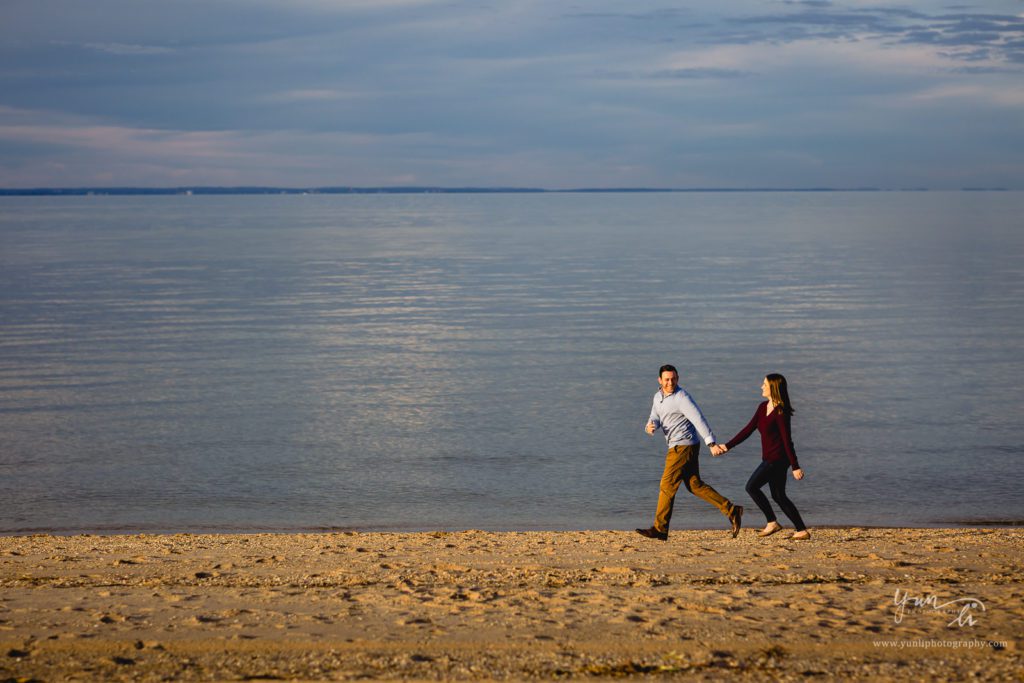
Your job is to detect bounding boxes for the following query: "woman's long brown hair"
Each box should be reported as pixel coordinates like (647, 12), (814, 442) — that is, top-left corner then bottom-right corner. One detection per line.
(766, 373), (794, 416)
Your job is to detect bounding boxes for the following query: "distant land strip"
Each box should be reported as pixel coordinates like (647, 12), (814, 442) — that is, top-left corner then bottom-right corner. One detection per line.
(0, 186), (1011, 196)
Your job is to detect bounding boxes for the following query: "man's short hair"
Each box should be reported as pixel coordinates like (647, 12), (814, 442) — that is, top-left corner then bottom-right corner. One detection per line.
(659, 364), (678, 377)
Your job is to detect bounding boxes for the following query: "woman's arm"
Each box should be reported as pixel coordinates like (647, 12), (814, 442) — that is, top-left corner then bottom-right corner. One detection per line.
(724, 405), (761, 450)
(777, 412), (800, 470)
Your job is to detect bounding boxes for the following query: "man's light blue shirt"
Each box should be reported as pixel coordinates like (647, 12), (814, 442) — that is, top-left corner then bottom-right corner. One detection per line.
(648, 387), (717, 447)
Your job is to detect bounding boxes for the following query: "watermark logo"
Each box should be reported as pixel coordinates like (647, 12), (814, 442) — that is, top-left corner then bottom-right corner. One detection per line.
(873, 639), (1007, 651)
(892, 588), (986, 628)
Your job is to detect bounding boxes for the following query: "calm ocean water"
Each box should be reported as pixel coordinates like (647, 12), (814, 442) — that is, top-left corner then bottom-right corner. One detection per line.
(1, 192), (1022, 533)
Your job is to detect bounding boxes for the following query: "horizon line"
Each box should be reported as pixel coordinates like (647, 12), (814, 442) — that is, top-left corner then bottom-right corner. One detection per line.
(0, 185), (1014, 196)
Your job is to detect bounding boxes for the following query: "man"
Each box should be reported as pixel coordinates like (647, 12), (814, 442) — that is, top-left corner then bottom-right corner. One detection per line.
(636, 364), (743, 541)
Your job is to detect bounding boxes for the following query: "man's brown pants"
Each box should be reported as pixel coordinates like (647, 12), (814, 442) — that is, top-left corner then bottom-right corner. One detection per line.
(654, 444), (735, 533)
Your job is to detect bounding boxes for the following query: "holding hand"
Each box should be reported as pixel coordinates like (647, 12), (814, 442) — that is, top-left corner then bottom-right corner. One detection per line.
(710, 444), (728, 456)
(792, 468), (804, 480)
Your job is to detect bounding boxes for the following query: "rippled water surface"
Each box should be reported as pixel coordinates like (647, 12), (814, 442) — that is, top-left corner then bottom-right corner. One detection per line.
(1, 192), (1022, 532)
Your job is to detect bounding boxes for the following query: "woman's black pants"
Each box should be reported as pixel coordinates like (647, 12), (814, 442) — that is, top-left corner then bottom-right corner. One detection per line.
(745, 459), (806, 531)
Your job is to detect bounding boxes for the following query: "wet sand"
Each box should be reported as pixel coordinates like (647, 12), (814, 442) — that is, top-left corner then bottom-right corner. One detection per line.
(1, 528), (1021, 680)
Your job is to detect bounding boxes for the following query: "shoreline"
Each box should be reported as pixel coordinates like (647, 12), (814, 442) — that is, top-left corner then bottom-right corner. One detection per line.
(3, 528), (1021, 680)
(4, 521), (1023, 538)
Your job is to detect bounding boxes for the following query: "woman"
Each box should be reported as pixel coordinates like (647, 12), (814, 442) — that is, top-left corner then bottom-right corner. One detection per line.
(712, 374), (809, 540)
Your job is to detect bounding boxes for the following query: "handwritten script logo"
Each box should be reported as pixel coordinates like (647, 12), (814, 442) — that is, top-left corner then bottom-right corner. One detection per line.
(893, 589), (986, 628)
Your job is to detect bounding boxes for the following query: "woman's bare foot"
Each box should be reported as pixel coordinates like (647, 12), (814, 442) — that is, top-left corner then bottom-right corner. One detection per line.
(790, 530), (810, 540)
(758, 521), (782, 537)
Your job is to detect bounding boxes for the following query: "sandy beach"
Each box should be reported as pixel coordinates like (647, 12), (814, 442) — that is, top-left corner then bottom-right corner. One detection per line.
(1, 528), (1020, 681)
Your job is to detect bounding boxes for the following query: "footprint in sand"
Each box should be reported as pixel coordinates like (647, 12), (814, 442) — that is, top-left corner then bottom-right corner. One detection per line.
(97, 613), (127, 624)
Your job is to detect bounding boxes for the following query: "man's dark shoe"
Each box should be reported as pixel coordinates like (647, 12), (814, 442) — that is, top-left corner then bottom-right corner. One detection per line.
(729, 506), (744, 538)
(635, 527), (668, 541)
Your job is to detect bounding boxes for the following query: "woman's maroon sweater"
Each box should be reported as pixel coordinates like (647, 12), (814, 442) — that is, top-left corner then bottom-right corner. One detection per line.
(724, 401), (800, 469)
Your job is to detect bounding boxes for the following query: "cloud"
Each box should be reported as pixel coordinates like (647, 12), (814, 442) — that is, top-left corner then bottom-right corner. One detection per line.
(905, 82), (1024, 106)
(262, 89), (376, 103)
(561, 8), (692, 22)
(652, 67), (752, 79)
(81, 43), (175, 56)
(721, 5), (1024, 65)
(247, 0), (453, 9)
(0, 109), (254, 162)
(0, 1), (1022, 188)
(0, 104), (503, 187)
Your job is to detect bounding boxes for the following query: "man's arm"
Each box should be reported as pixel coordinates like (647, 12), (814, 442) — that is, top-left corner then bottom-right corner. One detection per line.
(678, 391), (717, 445)
(645, 398), (661, 435)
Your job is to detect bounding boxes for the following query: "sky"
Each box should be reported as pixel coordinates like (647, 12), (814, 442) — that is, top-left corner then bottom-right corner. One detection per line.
(1, 0), (1023, 189)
